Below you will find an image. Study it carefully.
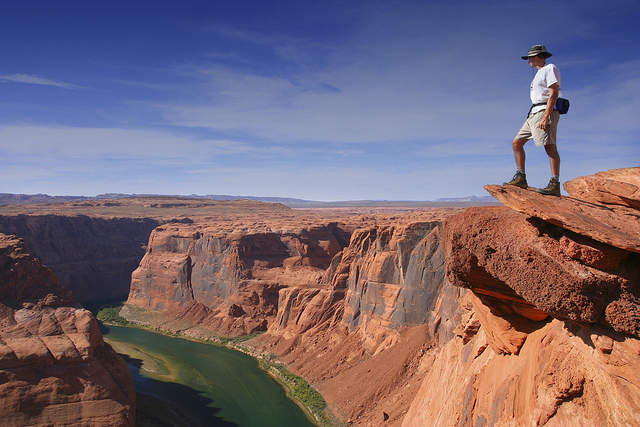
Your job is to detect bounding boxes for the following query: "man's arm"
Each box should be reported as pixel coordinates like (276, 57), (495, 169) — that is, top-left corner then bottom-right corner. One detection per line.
(538, 83), (559, 130)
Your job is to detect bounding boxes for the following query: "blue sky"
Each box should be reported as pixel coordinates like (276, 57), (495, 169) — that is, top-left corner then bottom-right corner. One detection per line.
(1, 0), (638, 200)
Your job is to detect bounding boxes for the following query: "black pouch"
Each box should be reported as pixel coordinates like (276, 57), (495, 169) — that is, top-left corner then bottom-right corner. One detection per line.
(555, 98), (570, 114)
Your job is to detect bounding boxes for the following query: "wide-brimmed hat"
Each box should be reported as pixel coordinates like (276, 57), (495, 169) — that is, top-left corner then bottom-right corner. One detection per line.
(521, 44), (552, 60)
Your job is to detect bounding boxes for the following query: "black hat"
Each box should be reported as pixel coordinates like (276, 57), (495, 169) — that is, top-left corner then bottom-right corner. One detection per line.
(521, 44), (552, 60)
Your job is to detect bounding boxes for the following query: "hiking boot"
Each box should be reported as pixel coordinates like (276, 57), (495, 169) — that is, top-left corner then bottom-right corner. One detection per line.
(504, 171), (528, 189)
(537, 177), (561, 196)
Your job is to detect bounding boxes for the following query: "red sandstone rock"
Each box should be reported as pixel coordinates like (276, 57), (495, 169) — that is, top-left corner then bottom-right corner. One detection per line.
(403, 317), (640, 427)
(250, 212), (465, 425)
(269, 287), (345, 339)
(339, 220), (454, 353)
(564, 167), (640, 209)
(123, 210), (458, 338)
(0, 234), (135, 426)
(465, 292), (531, 355)
(485, 184), (640, 253)
(444, 206), (640, 337)
(124, 221), (351, 336)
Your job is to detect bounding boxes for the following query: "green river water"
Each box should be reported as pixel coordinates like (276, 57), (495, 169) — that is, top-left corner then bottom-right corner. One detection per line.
(103, 325), (315, 427)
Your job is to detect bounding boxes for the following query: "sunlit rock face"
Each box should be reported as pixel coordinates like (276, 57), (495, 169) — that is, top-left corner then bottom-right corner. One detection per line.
(564, 167), (640, 209)
(0, 233), (135, 426)
(444, 205), (639, 337)
(125, 221), (351, 336)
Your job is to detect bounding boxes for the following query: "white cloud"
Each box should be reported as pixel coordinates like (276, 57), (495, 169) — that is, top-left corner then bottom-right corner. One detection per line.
(0, 73), (83, 89)
(0, 125), (253, 159)
(153, 5), (567, 144)
(152, 10), (640, 168)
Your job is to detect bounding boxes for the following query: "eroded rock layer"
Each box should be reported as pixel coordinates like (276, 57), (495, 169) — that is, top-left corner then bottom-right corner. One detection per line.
(0, 234), (135, 426)
(485, 183), (640, 253)
(124, 221), (352, 336)
(403, 297), (640, 427)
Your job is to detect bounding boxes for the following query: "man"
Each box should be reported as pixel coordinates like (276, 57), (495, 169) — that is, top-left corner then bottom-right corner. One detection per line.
(505, 44), (562, 196)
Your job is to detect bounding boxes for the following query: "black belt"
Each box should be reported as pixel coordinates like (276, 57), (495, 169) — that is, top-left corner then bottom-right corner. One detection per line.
(527, 102), (547, 118)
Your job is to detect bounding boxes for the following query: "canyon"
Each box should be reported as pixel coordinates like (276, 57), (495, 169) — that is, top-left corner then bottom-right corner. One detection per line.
(1, 167), (638, 426)
(121, 167), (640, 426)
(0, 198), (296, 303)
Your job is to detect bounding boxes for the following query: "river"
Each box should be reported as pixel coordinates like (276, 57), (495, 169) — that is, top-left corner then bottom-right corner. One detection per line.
(103, 325), (316, 427)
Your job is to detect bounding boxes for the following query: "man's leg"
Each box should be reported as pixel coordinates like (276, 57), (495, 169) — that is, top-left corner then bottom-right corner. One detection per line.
(512, 137), (528, 171)
(544, 143), (560, 178)
(505, 137), (529, 188)
(537, 143), (561, 195)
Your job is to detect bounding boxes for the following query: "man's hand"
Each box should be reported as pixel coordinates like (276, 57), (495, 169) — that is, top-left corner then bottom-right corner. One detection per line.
(538, 115), (550, 130)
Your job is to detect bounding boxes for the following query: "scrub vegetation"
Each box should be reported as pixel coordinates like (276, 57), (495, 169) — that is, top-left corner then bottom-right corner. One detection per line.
(218, 333), (263, 345)
(96, 305), (131, 325)
(259, 356), (345, 427)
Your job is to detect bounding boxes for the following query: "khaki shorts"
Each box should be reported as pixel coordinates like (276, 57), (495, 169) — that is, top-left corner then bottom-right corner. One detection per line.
(515, 110), (559, 146)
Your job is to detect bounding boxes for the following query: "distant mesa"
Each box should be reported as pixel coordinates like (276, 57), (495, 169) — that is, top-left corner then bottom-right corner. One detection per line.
(0, 192), (499, 208)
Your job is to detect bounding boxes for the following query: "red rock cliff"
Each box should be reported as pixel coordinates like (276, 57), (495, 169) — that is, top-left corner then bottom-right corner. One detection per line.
(402, 168), (640, 427)
(0, 233), (135, 426)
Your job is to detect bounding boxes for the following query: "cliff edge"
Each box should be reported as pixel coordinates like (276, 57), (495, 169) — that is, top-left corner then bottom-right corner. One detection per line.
(403, 167), (640, 426)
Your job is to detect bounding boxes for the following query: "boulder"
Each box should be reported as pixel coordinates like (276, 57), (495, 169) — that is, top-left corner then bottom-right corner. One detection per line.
(564, 167), (640, 209)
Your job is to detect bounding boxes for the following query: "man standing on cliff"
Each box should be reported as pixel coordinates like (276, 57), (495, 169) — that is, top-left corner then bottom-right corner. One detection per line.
(505, 44), (562, 196)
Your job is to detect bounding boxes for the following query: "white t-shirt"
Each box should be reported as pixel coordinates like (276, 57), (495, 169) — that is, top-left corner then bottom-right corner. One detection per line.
(530, 63), (561, 114)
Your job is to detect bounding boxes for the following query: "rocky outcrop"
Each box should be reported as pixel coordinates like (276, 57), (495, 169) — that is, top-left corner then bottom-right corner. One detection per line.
(485, 184), (640, 253)
(0, 215), (159, 302)
(403, 300), (640, 427)
(0, 233), (135, 426)
(401, 172), (640, 426)
(444, 206), (639, 337)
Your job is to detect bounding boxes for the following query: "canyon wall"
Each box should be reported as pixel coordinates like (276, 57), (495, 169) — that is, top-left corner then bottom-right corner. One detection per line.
(123, 221), (352, 336)
(0, 233), (135, 426)
(0, 215), (159, 303)
(119, 168), (640, 426)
